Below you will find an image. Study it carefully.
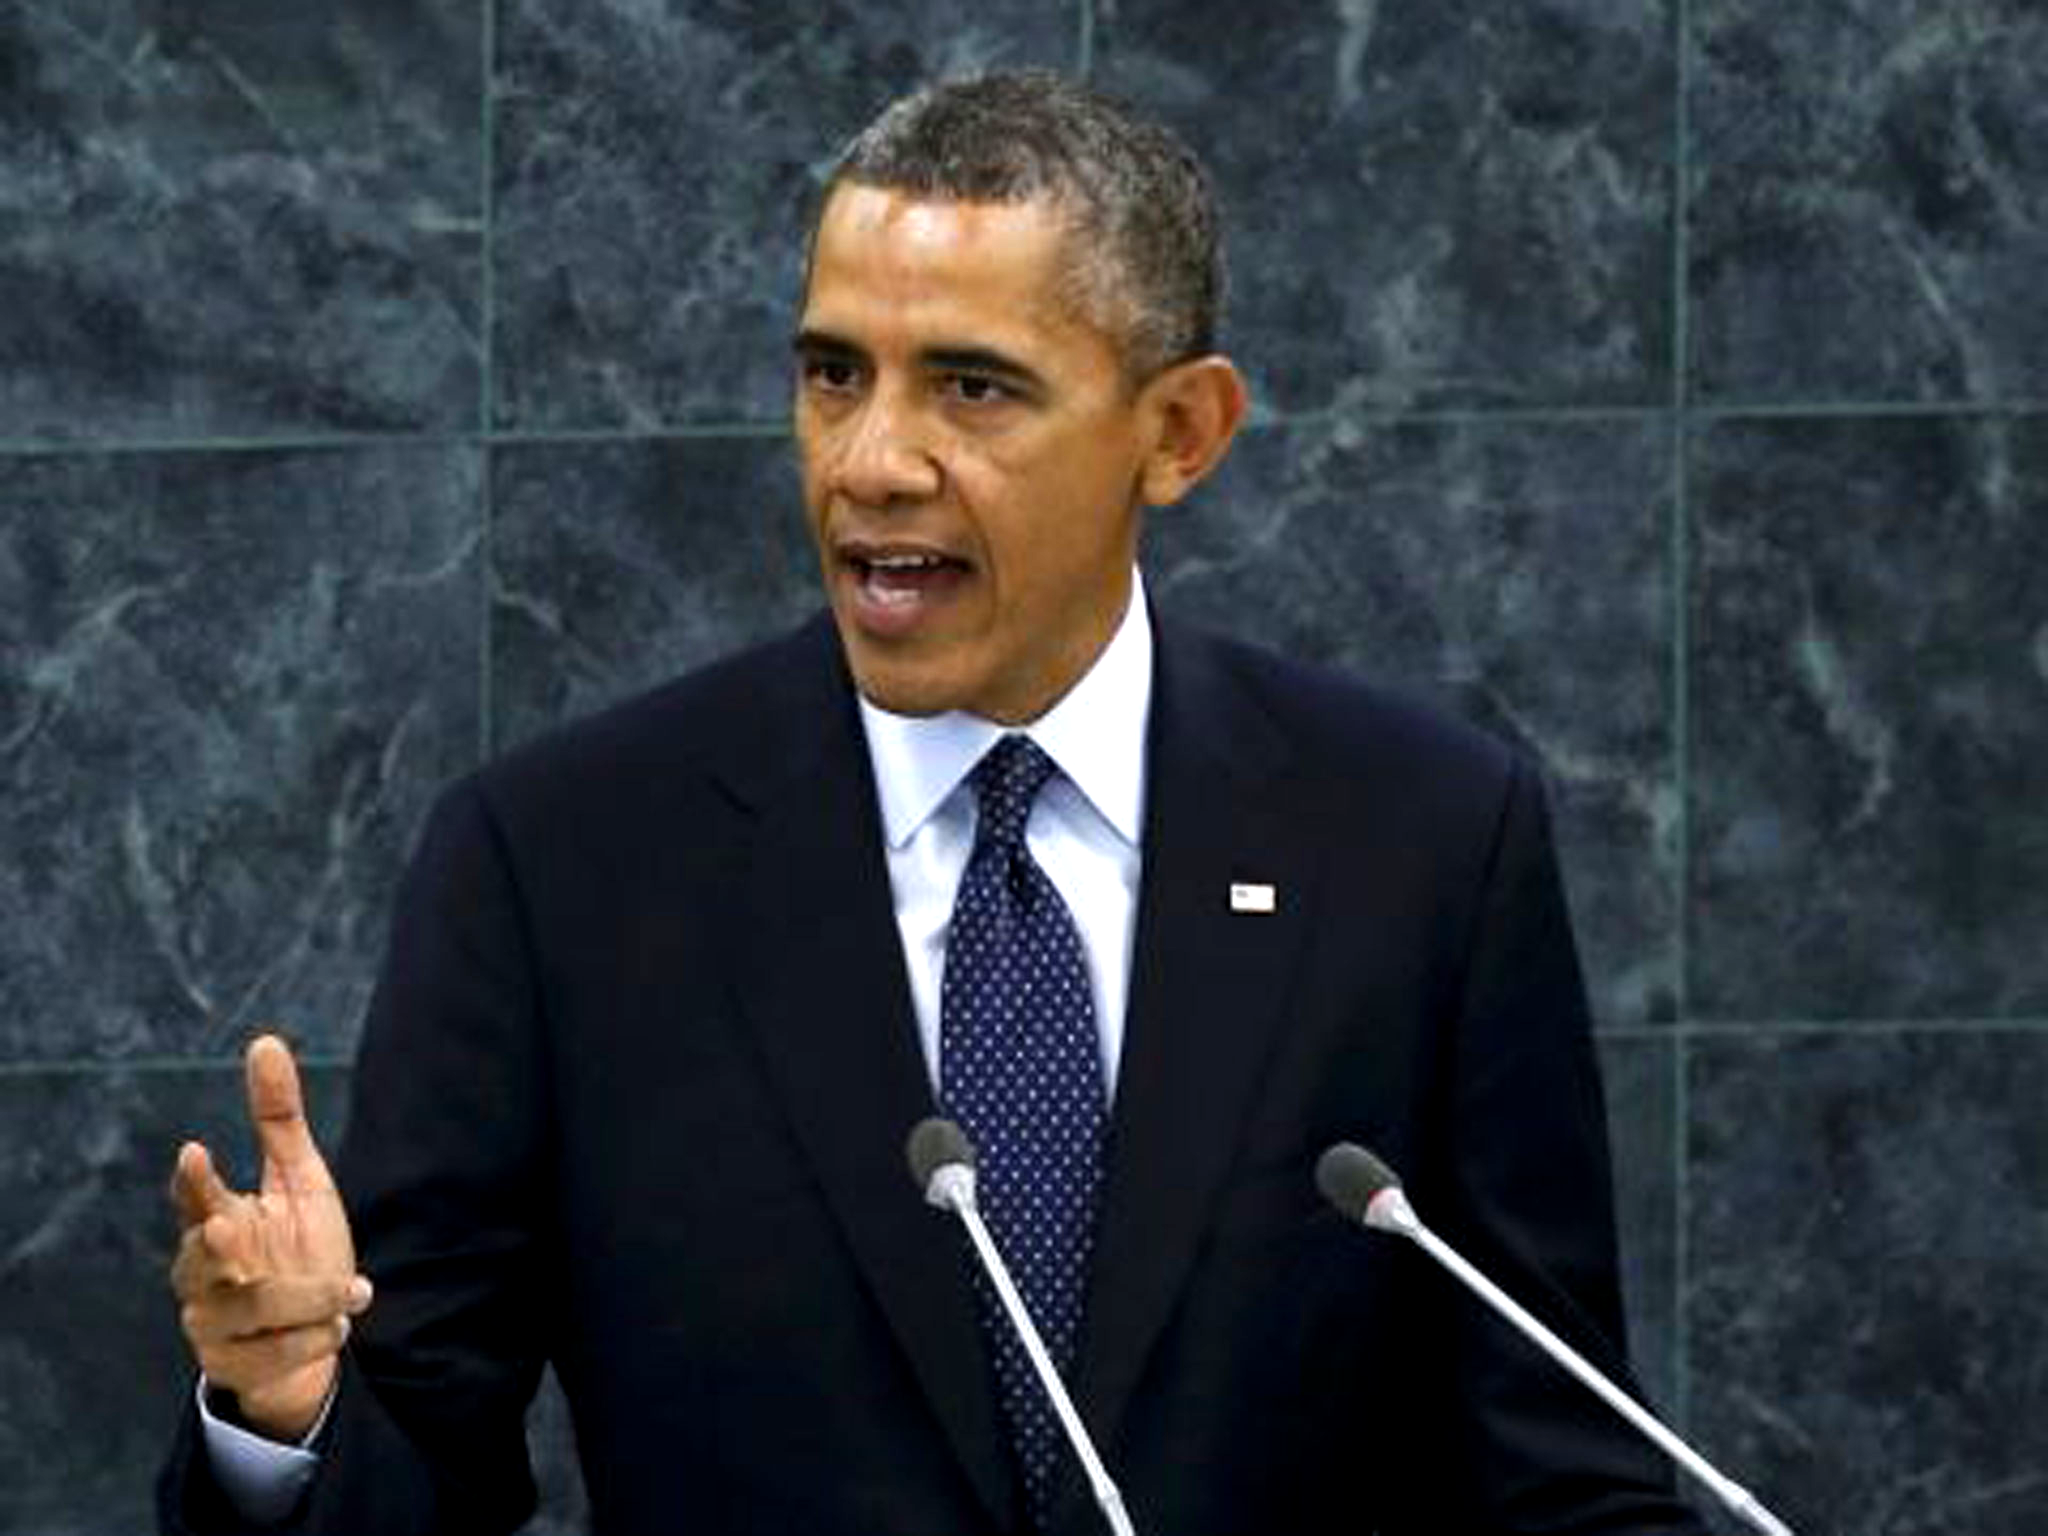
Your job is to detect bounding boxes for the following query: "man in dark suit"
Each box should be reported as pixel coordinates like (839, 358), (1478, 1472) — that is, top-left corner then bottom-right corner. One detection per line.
(163, 70), (1707, 1533)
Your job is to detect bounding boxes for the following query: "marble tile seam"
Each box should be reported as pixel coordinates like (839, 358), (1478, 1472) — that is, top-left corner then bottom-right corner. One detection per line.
(1595, 1018), (2048, 1044)
(1602, 1024), (1694, 1043)
(1690, 398), (2048, 422)
(0, 1053), (354, 1079)
(470, 0), (498, 768)
(6, 1024), (2036, 1078)
(6, 403), (2040, 463)
(0, 431), (456, 460)
(1669, 0), (1694, 427)
(0, 423), (797, 460)
(1240, 405), (1675, 432)
(1670, 1025), (1694, 1435)
(477, 426), (498, 764)
(1666, 411), (1691, 1028)
(1244, 399), (2048, 432)
(1662, 1024), (2048, 1048)
(478, 0), (500, 448)
(486, 421), (794, 444)
(1666, 0), (1694, 1018)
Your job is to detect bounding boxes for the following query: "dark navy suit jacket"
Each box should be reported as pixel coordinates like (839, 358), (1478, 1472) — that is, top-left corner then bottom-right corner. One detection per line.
(162, 610), (1705, 1534)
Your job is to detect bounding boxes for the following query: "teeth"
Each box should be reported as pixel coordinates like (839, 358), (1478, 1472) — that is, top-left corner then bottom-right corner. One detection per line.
(866, 553), (945, 571)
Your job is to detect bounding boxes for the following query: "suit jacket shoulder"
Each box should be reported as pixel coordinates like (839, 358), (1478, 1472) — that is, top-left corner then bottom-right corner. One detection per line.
(1158, 618), (1521, 801)
(470, 612), (851, 830)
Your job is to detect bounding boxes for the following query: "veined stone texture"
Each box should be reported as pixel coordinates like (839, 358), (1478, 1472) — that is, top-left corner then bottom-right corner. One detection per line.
(2, 3), (2042, 1531)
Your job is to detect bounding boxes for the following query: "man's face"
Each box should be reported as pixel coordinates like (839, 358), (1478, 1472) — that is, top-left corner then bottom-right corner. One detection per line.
(794, 184), (1157, 723)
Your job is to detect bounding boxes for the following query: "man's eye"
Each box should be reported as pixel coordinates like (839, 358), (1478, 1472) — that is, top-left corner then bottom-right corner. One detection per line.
(803, 358), (862, 392)
(946, 374), (1012, 405)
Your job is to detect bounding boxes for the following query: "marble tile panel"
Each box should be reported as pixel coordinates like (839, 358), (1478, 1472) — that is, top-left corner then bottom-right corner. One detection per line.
(0, 2), (483, 442)
(1686, 1031), (2048, 1536)
(0, 445), (483, 1063)
(1599, 1034), (1683, 1419)
(1691, 0), (2048, 406)
(489, 435), (821, 748)
(0, 1062), (346, 1536)
(1093, 0), (1674, 415)
(491, 0), (1078, 431)
(1688, 414), (2048, 1021)
(1144, 416), (1678, 1026)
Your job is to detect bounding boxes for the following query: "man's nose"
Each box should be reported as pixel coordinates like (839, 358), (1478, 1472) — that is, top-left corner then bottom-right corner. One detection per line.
(830, 387), (942, 506)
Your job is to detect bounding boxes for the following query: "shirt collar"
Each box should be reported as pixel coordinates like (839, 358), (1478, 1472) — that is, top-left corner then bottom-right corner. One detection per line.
(858, 570), (1154, 850)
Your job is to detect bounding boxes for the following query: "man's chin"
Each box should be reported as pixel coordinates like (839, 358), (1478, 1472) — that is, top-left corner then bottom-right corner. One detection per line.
(834, 625), (1048, 723)
(841, 649), (962, 720)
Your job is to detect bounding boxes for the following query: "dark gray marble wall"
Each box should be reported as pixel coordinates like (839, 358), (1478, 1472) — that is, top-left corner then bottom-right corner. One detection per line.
(3, 3), (2041, 1532)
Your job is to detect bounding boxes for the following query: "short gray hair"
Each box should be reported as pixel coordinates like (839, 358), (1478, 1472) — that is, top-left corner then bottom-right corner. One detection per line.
(821, 69), (1224, 380)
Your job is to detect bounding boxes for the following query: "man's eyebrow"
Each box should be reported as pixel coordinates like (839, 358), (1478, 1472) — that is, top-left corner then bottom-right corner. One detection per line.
(792, 328), (864, 360)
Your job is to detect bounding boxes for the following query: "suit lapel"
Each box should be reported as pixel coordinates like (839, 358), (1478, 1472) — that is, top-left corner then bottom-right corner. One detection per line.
(724, 622), (1018, 1527)
(1075, 620), (1324, 1448)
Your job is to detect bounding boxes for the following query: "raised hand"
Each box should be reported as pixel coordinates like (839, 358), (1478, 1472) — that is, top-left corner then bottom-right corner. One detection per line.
(169, 1033), (372, 1441)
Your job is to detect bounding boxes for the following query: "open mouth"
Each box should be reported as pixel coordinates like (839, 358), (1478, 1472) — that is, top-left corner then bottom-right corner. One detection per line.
(844, 548), (973, 608)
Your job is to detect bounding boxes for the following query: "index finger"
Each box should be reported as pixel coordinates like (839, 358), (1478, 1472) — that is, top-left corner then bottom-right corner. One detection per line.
(245, 1033), (329, 1195)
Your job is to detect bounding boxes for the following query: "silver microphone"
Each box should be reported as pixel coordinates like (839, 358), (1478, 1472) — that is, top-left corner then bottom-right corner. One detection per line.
(1317, 1144), (1794, 1536)
(906, 1117), (1137, 1536)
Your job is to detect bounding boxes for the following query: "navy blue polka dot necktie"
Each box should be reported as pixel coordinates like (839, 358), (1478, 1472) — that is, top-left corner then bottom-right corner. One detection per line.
(939, 734), (1107, 1527)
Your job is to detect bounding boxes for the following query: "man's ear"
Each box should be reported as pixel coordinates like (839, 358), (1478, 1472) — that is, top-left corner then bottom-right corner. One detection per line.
(1138, 355), (1249, 508)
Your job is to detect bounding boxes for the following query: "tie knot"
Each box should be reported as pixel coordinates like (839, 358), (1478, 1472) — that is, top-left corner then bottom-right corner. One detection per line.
(970, 734), (1058, 852)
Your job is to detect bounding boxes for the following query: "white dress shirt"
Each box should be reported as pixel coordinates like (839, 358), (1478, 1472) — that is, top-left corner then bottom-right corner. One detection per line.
(199, 571), (1154, 1513)
(859, 571), (1152, 1097)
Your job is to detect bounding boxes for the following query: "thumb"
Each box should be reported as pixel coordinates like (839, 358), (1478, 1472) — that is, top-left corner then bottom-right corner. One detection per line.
(170, 1139), (234, 1230)
(246, 1033), (329, 1195)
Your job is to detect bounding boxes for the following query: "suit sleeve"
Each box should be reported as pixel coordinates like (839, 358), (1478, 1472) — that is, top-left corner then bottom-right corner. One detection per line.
(1413, 759), (1708, 1534)
(159, 778), (553, 1536)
